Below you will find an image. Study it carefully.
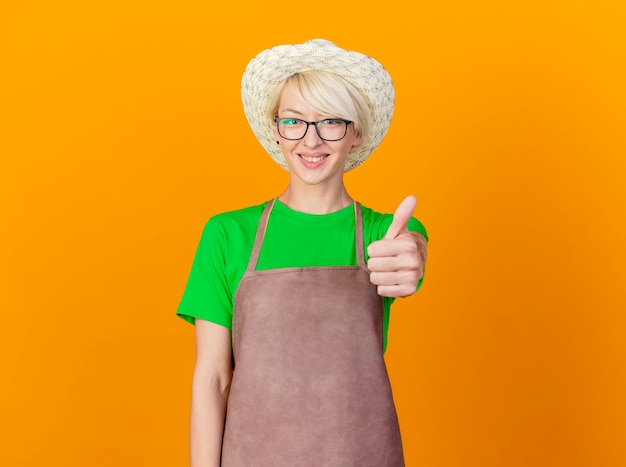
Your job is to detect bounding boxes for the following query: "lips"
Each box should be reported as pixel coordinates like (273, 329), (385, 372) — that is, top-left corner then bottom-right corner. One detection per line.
(296, 152), (330, 169)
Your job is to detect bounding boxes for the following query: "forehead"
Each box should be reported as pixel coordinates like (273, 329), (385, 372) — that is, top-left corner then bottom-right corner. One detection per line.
(278, 84), (321, 117)
(278, 83), (304, 107)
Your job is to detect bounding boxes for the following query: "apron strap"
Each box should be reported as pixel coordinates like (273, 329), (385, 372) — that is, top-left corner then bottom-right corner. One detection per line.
(246, 199), (367, 271)
(354, 202), (367, 269)
(246, 199), (276, 272)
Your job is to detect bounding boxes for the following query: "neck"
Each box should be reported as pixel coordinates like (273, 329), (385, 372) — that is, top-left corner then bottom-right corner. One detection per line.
(278, 184), (353, 214)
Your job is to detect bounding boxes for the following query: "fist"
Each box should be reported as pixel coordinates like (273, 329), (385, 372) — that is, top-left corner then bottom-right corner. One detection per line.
(367, 196), (425, 298)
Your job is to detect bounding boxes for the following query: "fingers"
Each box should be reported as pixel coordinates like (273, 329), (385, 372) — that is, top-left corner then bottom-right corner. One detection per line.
(369, 261), (423, 297)
(367, 234), (418, 259)
(372, 273), (421, 298)
(367, 237), (423, 298)
(370, 270), (420, 286)
(367, 253), (421, 273)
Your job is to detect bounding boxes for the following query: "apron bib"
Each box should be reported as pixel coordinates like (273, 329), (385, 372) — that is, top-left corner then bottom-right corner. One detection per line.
(221, 199), (404, 466)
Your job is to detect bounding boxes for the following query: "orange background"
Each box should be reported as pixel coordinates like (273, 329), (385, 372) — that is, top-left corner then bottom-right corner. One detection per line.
(1, 1), (625, 466)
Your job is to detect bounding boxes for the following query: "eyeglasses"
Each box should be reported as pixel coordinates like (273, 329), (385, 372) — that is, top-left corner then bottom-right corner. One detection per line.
(274, 118), (352, 141)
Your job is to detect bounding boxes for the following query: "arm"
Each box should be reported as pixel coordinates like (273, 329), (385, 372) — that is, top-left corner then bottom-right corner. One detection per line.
(190, 319), (233, 467)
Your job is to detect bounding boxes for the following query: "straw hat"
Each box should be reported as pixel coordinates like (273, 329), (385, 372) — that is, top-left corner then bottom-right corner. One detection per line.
(241, 39), (395, 171)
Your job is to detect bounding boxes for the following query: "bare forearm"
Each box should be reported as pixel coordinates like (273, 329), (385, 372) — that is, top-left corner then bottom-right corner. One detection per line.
(190, 374), (231, 467)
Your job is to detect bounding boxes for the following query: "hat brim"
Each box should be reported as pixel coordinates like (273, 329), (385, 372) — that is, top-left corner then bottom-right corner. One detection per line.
(241, 39), (395, 172)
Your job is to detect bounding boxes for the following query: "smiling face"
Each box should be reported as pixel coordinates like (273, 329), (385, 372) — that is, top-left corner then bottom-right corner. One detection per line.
(274, 83), (363, 189)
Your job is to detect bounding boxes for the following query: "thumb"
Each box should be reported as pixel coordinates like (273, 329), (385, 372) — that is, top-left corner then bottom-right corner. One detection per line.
(383, 195), (417, 240)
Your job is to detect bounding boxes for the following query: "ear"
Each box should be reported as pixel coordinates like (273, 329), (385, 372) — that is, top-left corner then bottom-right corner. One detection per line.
(352, 131), (363, 148)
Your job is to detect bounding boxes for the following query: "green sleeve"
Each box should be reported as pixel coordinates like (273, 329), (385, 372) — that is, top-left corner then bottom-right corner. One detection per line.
(176, 217), (234, 330)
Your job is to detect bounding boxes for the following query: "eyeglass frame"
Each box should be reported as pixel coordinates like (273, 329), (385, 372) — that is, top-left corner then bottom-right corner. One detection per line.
(274, 118), (353, 142)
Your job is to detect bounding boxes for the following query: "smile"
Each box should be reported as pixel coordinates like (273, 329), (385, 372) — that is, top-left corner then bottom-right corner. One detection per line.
(300, 154), (327, 163)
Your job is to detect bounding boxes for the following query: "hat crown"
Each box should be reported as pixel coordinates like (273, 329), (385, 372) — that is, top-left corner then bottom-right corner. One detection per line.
(304, 38), (336, 47)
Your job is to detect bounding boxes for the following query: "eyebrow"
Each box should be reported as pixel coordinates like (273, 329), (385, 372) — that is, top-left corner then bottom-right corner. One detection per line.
(279, 108), (305, 116)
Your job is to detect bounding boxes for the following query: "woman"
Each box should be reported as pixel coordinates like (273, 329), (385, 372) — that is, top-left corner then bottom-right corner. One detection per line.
(177, 39), (428, 467)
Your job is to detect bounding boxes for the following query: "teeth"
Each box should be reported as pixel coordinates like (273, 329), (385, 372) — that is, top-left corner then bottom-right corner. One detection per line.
(302, 155), (325, 163)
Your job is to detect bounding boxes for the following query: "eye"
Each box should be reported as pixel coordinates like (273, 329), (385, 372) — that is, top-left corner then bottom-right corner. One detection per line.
(318, 119), (344, 126)
(280, 118), (302, 126)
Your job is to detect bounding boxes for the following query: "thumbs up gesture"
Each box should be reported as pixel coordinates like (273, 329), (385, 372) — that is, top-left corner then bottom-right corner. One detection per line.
(367, 196), (426, 298)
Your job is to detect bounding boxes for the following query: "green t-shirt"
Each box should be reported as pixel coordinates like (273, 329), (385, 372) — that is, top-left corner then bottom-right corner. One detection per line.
(177, 199), (428, 354)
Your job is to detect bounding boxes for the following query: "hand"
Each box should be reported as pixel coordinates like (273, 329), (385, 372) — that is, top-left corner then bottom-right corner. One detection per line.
(367, 196), (425, 298)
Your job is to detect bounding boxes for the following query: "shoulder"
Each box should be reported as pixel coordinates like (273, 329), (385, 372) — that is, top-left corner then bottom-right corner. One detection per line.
(359, 204), (390, 230)
(193, 202), (269, 258)
(359, 204), (392, 242)
(202, 202), (268, 238)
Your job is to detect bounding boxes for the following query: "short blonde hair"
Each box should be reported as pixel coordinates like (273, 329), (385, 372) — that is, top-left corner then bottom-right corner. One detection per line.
(267, 70), (372, 146)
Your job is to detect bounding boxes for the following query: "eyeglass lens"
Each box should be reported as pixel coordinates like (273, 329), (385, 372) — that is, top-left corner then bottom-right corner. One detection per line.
(276, 119), (349, 141)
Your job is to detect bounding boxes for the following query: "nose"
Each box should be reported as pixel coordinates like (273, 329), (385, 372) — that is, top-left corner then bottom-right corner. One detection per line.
(302, 122), (323, 147)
